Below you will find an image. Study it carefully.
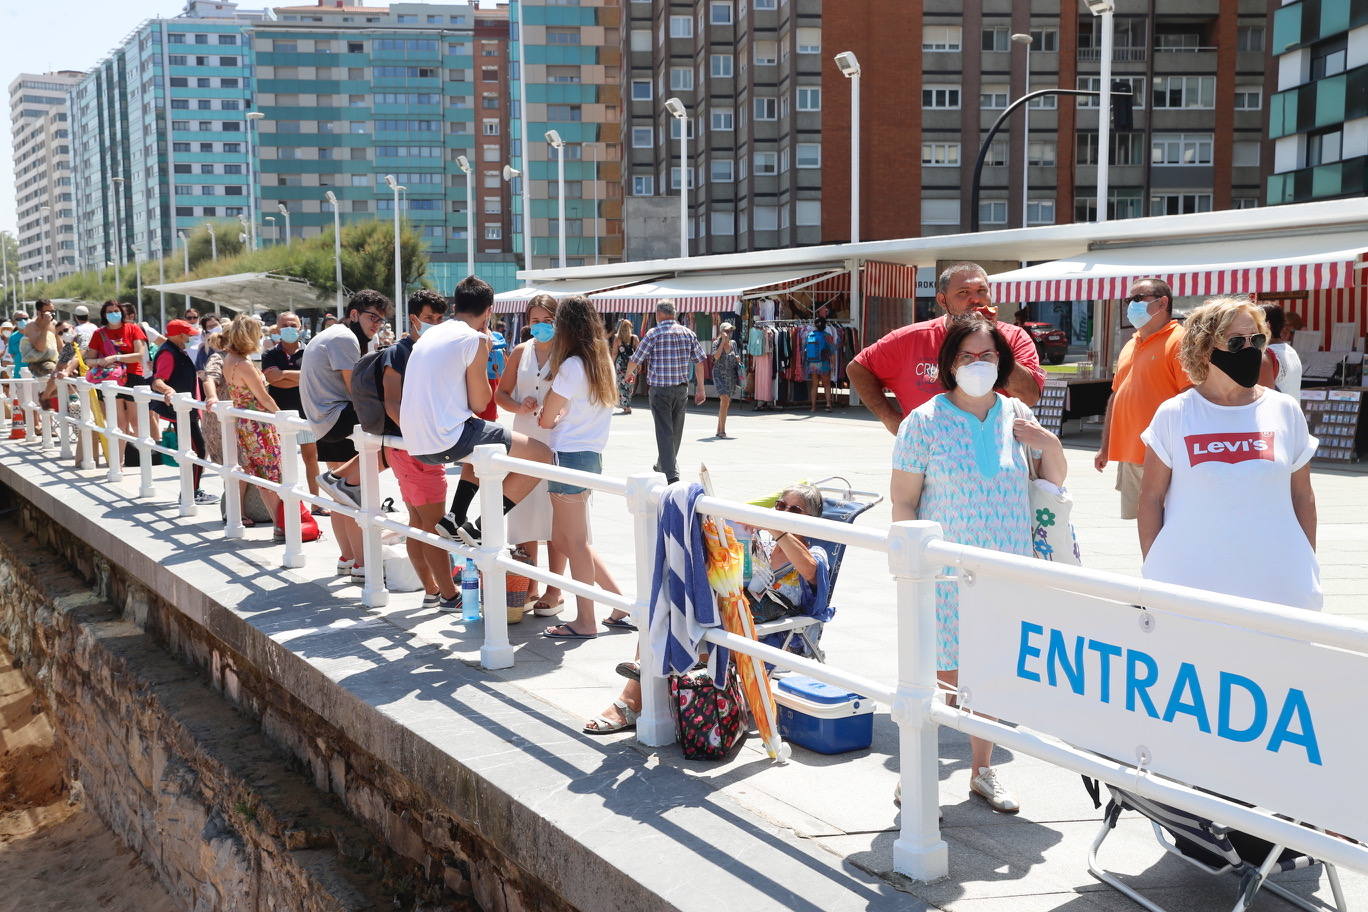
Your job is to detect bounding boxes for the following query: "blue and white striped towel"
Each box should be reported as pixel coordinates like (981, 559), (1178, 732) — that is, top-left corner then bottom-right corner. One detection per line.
(647, 482), (729, 681)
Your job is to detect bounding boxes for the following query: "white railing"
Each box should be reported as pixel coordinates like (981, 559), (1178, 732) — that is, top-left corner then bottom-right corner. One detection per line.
(4, 374), (1368, 886)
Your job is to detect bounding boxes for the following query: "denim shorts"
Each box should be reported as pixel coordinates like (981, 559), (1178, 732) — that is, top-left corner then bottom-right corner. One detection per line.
(549, 450), (602, 495)
(413, 416), (513, 466)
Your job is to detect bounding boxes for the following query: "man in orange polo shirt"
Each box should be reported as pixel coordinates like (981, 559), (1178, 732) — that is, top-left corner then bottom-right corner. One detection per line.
(1094, 277), (1190, 519)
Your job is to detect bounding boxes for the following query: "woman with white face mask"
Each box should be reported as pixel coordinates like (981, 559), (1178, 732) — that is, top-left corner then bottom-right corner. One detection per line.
(889, 315), (1066, 817)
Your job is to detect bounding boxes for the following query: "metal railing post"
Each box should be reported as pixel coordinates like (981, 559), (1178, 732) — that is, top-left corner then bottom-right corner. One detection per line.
(76, 379), (95, 471)
(134, 390), (155, 499)
(888, 520), (950, 882)
(173, 393), (197, 518)
(627, 471), (673, 745)
(217, 401), (243, 539)
(470, 444), (513, 670)
(276, 410), (305, 569)
(355, 428), (388, 608)
(100, 382), (122, 484)
(56, 378), (73, 461)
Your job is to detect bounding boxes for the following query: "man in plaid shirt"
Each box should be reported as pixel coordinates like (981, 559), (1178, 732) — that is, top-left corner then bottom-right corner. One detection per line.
(624, 300), (707, 484)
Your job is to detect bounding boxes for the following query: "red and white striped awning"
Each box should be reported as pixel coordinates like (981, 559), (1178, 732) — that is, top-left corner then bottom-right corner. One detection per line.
(990, 231), (1367, 303)
(753, 261), (921, 299)
(591, 267), (848, 314)
(491, 277), (659, 314)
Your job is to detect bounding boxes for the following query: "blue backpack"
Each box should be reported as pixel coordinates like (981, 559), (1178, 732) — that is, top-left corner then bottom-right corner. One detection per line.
(487, 331), (508, 379)
(804, 329), (827, 363)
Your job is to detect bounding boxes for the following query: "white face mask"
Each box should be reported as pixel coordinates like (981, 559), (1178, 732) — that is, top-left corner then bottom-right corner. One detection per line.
(954, 360), (998, 398)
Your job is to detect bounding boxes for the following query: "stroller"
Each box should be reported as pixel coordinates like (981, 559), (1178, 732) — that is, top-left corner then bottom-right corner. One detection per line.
(751, 476), (883, 663)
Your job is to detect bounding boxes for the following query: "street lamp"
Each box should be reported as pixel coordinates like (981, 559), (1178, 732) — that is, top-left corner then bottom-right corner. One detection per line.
(456, 155), (475, 279)
(325, 190), (342, 317)
(277, 203), (291, 245)
(132, 245), (144, 327)
(264, 215), (277, 245)
(245, 111), (265, 249)
(545, 130), (566, 269)
(105, 261), (116, 300)
(205, 222), (217, 261)
(1011, 33), (1034, 228)
(178, 230), (190, 312)
(39, 206), (52, 285)
(664, 97), (688, 258)
(1086, 0), (1116, 224)
(110, 176), (126, 267)
(834, 52), (861, 244)
(502, 165), (520, 266)
(384, 174), (406, 329)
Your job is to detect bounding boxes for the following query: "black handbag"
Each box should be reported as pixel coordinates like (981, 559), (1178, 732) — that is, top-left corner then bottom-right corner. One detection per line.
(746, 588), (800, 625)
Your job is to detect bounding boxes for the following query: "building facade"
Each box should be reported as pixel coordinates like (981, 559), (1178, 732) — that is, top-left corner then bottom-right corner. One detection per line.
(9, 71), (82, 283)
(1266, 0), (1368, 205)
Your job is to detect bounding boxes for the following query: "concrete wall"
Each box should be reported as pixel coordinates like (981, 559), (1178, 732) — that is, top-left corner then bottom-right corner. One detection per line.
(623, 197), (680, 262)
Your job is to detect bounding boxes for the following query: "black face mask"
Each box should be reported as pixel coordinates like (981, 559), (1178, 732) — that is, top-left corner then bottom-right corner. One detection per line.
(1209, 345), (1262, 388)
(347, 318), (369, 350)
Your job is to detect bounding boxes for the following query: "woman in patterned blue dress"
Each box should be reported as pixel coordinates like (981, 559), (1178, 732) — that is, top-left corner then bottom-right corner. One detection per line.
(890, 316), (1067, 815)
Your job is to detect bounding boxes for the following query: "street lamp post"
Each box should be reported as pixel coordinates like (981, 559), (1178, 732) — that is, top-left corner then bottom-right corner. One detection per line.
(545, 130), (566, 269)
(0, 233), (9, 310)
(456, 155), (475, 279)
(664, 97), (688, 258)
(205, 222), (217, 261)
(264, 216), (277, 245)
(834, 52), (861, 244)
(133, 246), (144, 327)
(384, 175), (406, 329)
(277, 203), (290, 245)
(502, 165), (521, 271)
(178, 231), (190, 312)
(245, 111), (265, 249)
(110, 176), (126, 267)
(1087, 0), (1116, 224)
(39, 206), (52, 286)
(325, 190), (342, 317)
(1011, 33), (1034, 228)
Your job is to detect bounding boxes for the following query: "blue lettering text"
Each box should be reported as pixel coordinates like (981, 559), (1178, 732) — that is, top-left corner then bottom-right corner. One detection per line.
(1267, 689), (1323, 766)
(1161, 662), (1211, 733)
(1016, 621), (1043, 683)
(1126, 649), (1160, 718)
(1047, 629), (1086, 695)
(1217, 672), (1267, 742)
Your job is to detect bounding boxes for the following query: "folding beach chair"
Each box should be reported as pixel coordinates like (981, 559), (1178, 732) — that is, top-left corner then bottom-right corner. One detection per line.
(753, 476), (882, 663)
(1087, 781), (1348, 912)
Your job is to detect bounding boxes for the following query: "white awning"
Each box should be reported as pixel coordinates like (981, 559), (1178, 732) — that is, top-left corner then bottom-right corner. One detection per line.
(591, 267), (846, 314)
(146, 272), (326, 313)
(990, 232), (1368, 303)
(490, 277), (656, 314)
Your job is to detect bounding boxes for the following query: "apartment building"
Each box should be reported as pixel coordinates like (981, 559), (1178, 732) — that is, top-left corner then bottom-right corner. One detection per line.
(1266, 0), (1368, 205)
(70, 1), (265, 272)
(9, 71), (82, 283)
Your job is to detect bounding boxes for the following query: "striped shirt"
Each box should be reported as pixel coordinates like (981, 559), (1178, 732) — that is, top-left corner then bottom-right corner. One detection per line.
(630, 320), (705, 386)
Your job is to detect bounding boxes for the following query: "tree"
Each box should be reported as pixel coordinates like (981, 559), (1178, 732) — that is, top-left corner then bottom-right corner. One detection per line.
(0, 232), (18, 305)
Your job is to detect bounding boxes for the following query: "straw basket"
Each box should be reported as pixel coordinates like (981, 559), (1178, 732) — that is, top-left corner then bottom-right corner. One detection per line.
(505, 547), (533, 624)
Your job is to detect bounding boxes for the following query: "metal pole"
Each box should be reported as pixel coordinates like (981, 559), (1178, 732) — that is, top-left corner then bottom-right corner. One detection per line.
(330, 195), (343, 318)
(466, 167), (476, 278)
(134, 250), (143, 327)
(0, 238), (8, 310)
(1097, 9), (1114, 224)
(1022, 43), (1031, 225)
(556, 145), (566, 269)
(391, 180), (404, 330)
(111, 179), (125, 268)
(246, 113), (262, 249)
(180, 232), (190, 311)
(280, 204), (291, 244)
(592, 142), (600, 265)
(680, 116), (689, 258)
(158, 256), (166, 332)
(514, 1), (532, 275)
(850, 71), (860, 243)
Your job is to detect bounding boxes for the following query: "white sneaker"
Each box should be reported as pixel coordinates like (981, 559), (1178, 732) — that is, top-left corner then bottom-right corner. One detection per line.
(336, 559), (354, 576)
(970, 767), (1019, 814)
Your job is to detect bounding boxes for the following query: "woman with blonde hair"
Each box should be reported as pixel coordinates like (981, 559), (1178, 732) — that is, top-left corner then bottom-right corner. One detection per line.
(537, 295), (632, 639)
(610, 318), (639, 414)
(712, 321), (741, 438)
(220, 316), (284, 527)
(1138, 297), (1320, 609)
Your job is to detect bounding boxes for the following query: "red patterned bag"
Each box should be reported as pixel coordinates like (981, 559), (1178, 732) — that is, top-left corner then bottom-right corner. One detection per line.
(669, 668), (747, 761)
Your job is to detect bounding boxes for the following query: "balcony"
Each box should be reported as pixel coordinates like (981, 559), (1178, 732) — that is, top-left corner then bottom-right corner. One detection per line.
(1267, 154), (1368, 204)
(1077, 46), (1148, 64)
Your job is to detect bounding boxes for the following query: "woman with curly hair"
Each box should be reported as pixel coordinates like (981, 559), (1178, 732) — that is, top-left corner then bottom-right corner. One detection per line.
(1138, 297), (1320, 609)
(536, 295), (632, 639)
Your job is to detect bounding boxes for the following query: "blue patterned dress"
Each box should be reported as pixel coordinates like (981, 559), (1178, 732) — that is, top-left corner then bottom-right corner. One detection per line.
(892, 393), (1033, 670)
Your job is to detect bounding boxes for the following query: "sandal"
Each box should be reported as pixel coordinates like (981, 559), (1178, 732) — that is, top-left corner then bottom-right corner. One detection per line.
(615, 661), (641, 681)
(241, 516), (257, 528)
(583, 699), (638, 735)
(602, 615), (638, 632)
(541, 623), (596, 640)
(531, 598), (564, 617)
(311, 504), (332, 517)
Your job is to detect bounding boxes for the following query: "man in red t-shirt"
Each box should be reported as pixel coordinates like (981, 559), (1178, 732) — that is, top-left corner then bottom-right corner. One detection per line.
(849, 262), (1045, 433)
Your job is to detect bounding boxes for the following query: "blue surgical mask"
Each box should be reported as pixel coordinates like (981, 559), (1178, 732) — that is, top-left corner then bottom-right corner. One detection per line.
(1126, 300), (1152, 330)
(529, 322), (555, 343)
(278, 326), (300, 344)
(15, 319), (27, 329)
(105, 312), (122, 326)
(270, 333), (281, 343)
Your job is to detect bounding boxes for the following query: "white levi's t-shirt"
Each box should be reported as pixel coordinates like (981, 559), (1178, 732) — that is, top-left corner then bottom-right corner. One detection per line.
(548, 355), (612, 454)
(1139, 387), (1321, 610)
(398, 319), (483, 457)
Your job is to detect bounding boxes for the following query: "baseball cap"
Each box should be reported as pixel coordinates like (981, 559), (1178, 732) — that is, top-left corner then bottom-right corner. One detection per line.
(74, 305), (90, 316)
(0, 322), (11, 330)
(166, 319), (201, 337)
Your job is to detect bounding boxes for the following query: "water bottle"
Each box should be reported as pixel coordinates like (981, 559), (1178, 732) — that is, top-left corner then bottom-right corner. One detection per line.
(461, 559), (481, 621)
(736, 526), (753, 582)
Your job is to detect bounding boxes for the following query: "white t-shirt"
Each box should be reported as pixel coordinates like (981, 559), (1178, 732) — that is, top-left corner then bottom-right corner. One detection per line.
(74, 321), (97, 349)
(548, 355), (612, 453)
(1139, 387), (1320, 610)
(1269, 342), (1303, 401)
(399, 319), (483, 457)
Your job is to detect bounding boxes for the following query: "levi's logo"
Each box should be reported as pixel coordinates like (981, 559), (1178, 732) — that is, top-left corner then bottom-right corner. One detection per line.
(1185, 432), (1275, 466)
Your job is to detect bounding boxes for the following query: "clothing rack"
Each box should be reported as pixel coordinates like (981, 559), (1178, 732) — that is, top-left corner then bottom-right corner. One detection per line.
(743, 319), (859, 411)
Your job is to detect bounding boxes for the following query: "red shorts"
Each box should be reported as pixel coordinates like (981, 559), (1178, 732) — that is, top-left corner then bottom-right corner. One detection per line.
(387, 447), (447, 507)
(477, 376), (499, 422)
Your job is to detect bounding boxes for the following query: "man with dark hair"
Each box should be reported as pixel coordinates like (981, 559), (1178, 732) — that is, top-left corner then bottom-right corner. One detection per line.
(622, 299), (707, 484)
(301, 289), (391, 576)
(1094, 277), (1189, 520)
(400, 275), (552, 546)
(848, 262), (1045, 433)
(1260, 302), (1302, 401)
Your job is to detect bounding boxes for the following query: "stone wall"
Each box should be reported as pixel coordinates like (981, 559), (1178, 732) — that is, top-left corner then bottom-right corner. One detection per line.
(0, 493), (576, 912)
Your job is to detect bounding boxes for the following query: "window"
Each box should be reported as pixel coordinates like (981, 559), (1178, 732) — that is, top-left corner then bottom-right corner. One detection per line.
(982, 26), (1009, 52)
(923, 198), (960, 225)
(348, 41), (364, 53)
(482, 145), (500, 162)
(632, 126), (653, 148)
(1232, 141), (1261, 168)
(546, 104), (582, 121)
(1307, 129), (1343, 167)
(921, 142), (960, 166)
(670, 67), (693, 91)
(1151, 133), (1213, 165)
(796, 143), (821, 168)
(796, 28), (820, 54)
(1236, 25), (1264, 52)
(1077, 76), (1146, 109)
(670, 15), (693, 37)
(1149, 191), (1212, 216)
(1028, 93), (1056, 110)
(219, 33), (237, 44)
(753, 96), (777, 120)
(219, 56), (239, 66)
(670, 166), (693, 189)
(546, 27), (581, 45)
(710, 106), (734, 131)
(1233, 197), (1259, 210)
(710, 54), (734, 79)
(1029, 27), (1058, 52)
(169, 56), (188, 66)
(923, 25), (962, 52)
(484, 225), (502, 240)
(710, 159), (734, 182)
(754, 41), (778, 65)
(632, 175), (654, 196)
(710, 2), (733, 25)
(922, 86), (960, 109)
(199, 163), (215, 174)
(631, 29), (650, 51)
(482, 119), (500, 135)
(978, 200), (1007, 225)
(483, 199), (502, 214)
(631, 79), (652, 100)
(796, 87), (820, 111)
(754, 150), (778, 175)
(1076, 131), (1145, 166)
(1026, 199), (1055, 225)
(1234, 87), (1262, 111)
(980, 86), (1009, 109)
(669, 117), (694, 140)
(1027, 140), (1055, 166)
(1152, 76), (1215, 109)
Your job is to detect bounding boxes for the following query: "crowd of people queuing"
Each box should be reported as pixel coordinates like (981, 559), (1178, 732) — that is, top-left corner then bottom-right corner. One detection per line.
(2, 259), (1324, 821)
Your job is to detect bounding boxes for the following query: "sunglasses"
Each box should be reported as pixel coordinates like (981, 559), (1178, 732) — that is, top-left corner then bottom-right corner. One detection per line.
(773, 502), (805, 514)
(1224, 333), (1267, 353)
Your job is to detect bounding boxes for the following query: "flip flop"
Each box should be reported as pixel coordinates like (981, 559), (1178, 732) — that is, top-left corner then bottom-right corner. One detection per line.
(541, 624), (597, 640)
(583, 699), (638, 735)
(531, 598), (564, 617)
(615, 661), (641, 681)
(602, 616), (638, 632)
(311, 504), (332, 517)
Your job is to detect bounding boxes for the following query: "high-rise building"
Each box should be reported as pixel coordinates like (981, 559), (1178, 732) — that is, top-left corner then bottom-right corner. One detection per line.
(9, 71), (83, 283)
(69, 1), (266, 272)
(1265, 0), (1367, 205)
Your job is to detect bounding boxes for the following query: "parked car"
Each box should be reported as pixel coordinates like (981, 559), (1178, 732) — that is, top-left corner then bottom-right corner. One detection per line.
(1022, 322), (1069, 365)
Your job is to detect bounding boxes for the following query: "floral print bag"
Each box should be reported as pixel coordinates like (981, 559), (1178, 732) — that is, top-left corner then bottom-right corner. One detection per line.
(1012, 400), (1082, 566)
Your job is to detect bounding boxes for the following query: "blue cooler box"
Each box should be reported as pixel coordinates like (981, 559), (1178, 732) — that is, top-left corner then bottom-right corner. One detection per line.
(774, 675), (874, 754)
